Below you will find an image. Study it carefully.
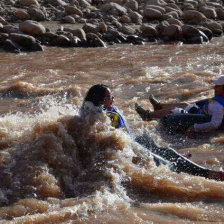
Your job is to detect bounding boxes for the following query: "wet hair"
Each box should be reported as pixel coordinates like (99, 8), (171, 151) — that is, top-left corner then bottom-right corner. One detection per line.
(84, 84), (109, 107)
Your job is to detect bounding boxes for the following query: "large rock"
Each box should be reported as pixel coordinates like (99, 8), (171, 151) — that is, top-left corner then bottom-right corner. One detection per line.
(119, 15), (132, 23)
(125, 0), (138, 11)
(162, 24), (182, 40)
(207, 2), (223, 9)
(83, 23), (99, 34)
(98, 22), (107, 33)
(140, 24), (158, 38)
(78, 0), (91, 7)
(120, 25), (135, 35)
(64, 28), (86, 40)
(46, 0), (67, 7)
(19, 0), (39, 7)
(146, 4), (166, 14)
(85, 32), (106, 48)
(52, 35), (71, 46)
(200, 7), (217, 19)
(144, 7), (163, 20)
(129, 11), (143, 23)
(62, 16), (76, 24)
(167, 18), (183, 26)
(9, 33), (36, 48)
(183, 10), (207, 23)
(182, 25), (200, 38)
(204, 21), (223, 36)
(146, 0), (167, 6)
(2, 25), (19, 34)
(3, 39), (20, 53)
(182, 24), (208, 42)
(65, 6), (83, 17)
(28, 7), (46, 21)
(165, 6), (182, 17)
(15, 9), (30, 20)
(19, 20), (46, 37)
(101, 3), (127, 16)
(216, 8), (224, 20)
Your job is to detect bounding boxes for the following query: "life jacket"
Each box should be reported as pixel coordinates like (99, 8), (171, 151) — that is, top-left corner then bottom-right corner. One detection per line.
(197, 96), (224, 115)
(105, 106), (130, 134)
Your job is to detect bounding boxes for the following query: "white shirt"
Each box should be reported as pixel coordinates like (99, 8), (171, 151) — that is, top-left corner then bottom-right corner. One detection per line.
(194, 101), (224, 132)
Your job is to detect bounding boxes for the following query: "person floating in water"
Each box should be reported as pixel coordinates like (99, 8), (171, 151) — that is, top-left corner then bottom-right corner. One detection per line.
(135, 76), (224, 135)
(80, 84), (224, 181)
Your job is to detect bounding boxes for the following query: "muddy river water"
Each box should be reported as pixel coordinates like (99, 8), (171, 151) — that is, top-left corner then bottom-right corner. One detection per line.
(0, 37), (224, 223)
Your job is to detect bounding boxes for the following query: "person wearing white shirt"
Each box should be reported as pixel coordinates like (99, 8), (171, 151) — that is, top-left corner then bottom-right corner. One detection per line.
(135, 76), (224, 134)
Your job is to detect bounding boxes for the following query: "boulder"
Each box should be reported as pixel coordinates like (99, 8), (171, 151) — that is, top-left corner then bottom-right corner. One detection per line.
(182, 25), (208, 42)
(19, 0), (39, 7)
(140, 24), (158, 38)
(216, 8), (224, 20)
(166, 11), (179, 19)
(62, 16), (76, 24)
(119, 15), (132, 23)
(200, 7), (217, 19)
(46, 0), (67, 7)
(204, 21), (223, 36)
(167, 3), (181, 11)
(107, 30), (126, 42)
(101, 3), (127, 16)
(83, 23), (99, 34)
(120, 25), (135, 35)
(52, 35), (71, 46)
(125, 0), (138, 11)
(43, 32), (58, 39)
(126, 35), (144, 45)
(3, 39), (20, 53)
(165, 6), (182, 17)
(204, 21), (222, 32)
(207, 2), (223, 9)
(65, 6), (83, 17)
(167, 18), (183, 26)
(146, 0), (167, 6)
(9, 33), (36, 48)
(78, 0), (91, 7)
(2, 25), (19, 34)
(28, 7), (46, 21)
(85, 32), (106, 47)
(162, 24), (182, 40)
(15, 9), (30, 20)
(98, 22), (107, 33)
(64, 28), (86, 40)
(145, 5), (165, 14)
(144, 7), (163, 20)
(19, 20), (46, 37)
(183, 10), (207, 23)
(197, 26), (212, 40)
(182, 25), (200, 38)
(182, 3), (195, 11)
(129, 11), (143, 23)
(31, 42), (44, 51)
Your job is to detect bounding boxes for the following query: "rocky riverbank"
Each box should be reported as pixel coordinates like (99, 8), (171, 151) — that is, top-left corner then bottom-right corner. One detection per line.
(0, 0), (224, 52)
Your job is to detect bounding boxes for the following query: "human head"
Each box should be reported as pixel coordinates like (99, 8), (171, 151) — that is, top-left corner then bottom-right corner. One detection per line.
(213, 76), (224, 96)
(84, 84), (114, 110)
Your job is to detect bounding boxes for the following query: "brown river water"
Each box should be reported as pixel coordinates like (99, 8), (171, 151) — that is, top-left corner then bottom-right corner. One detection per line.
(0, 37), (224, 223)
